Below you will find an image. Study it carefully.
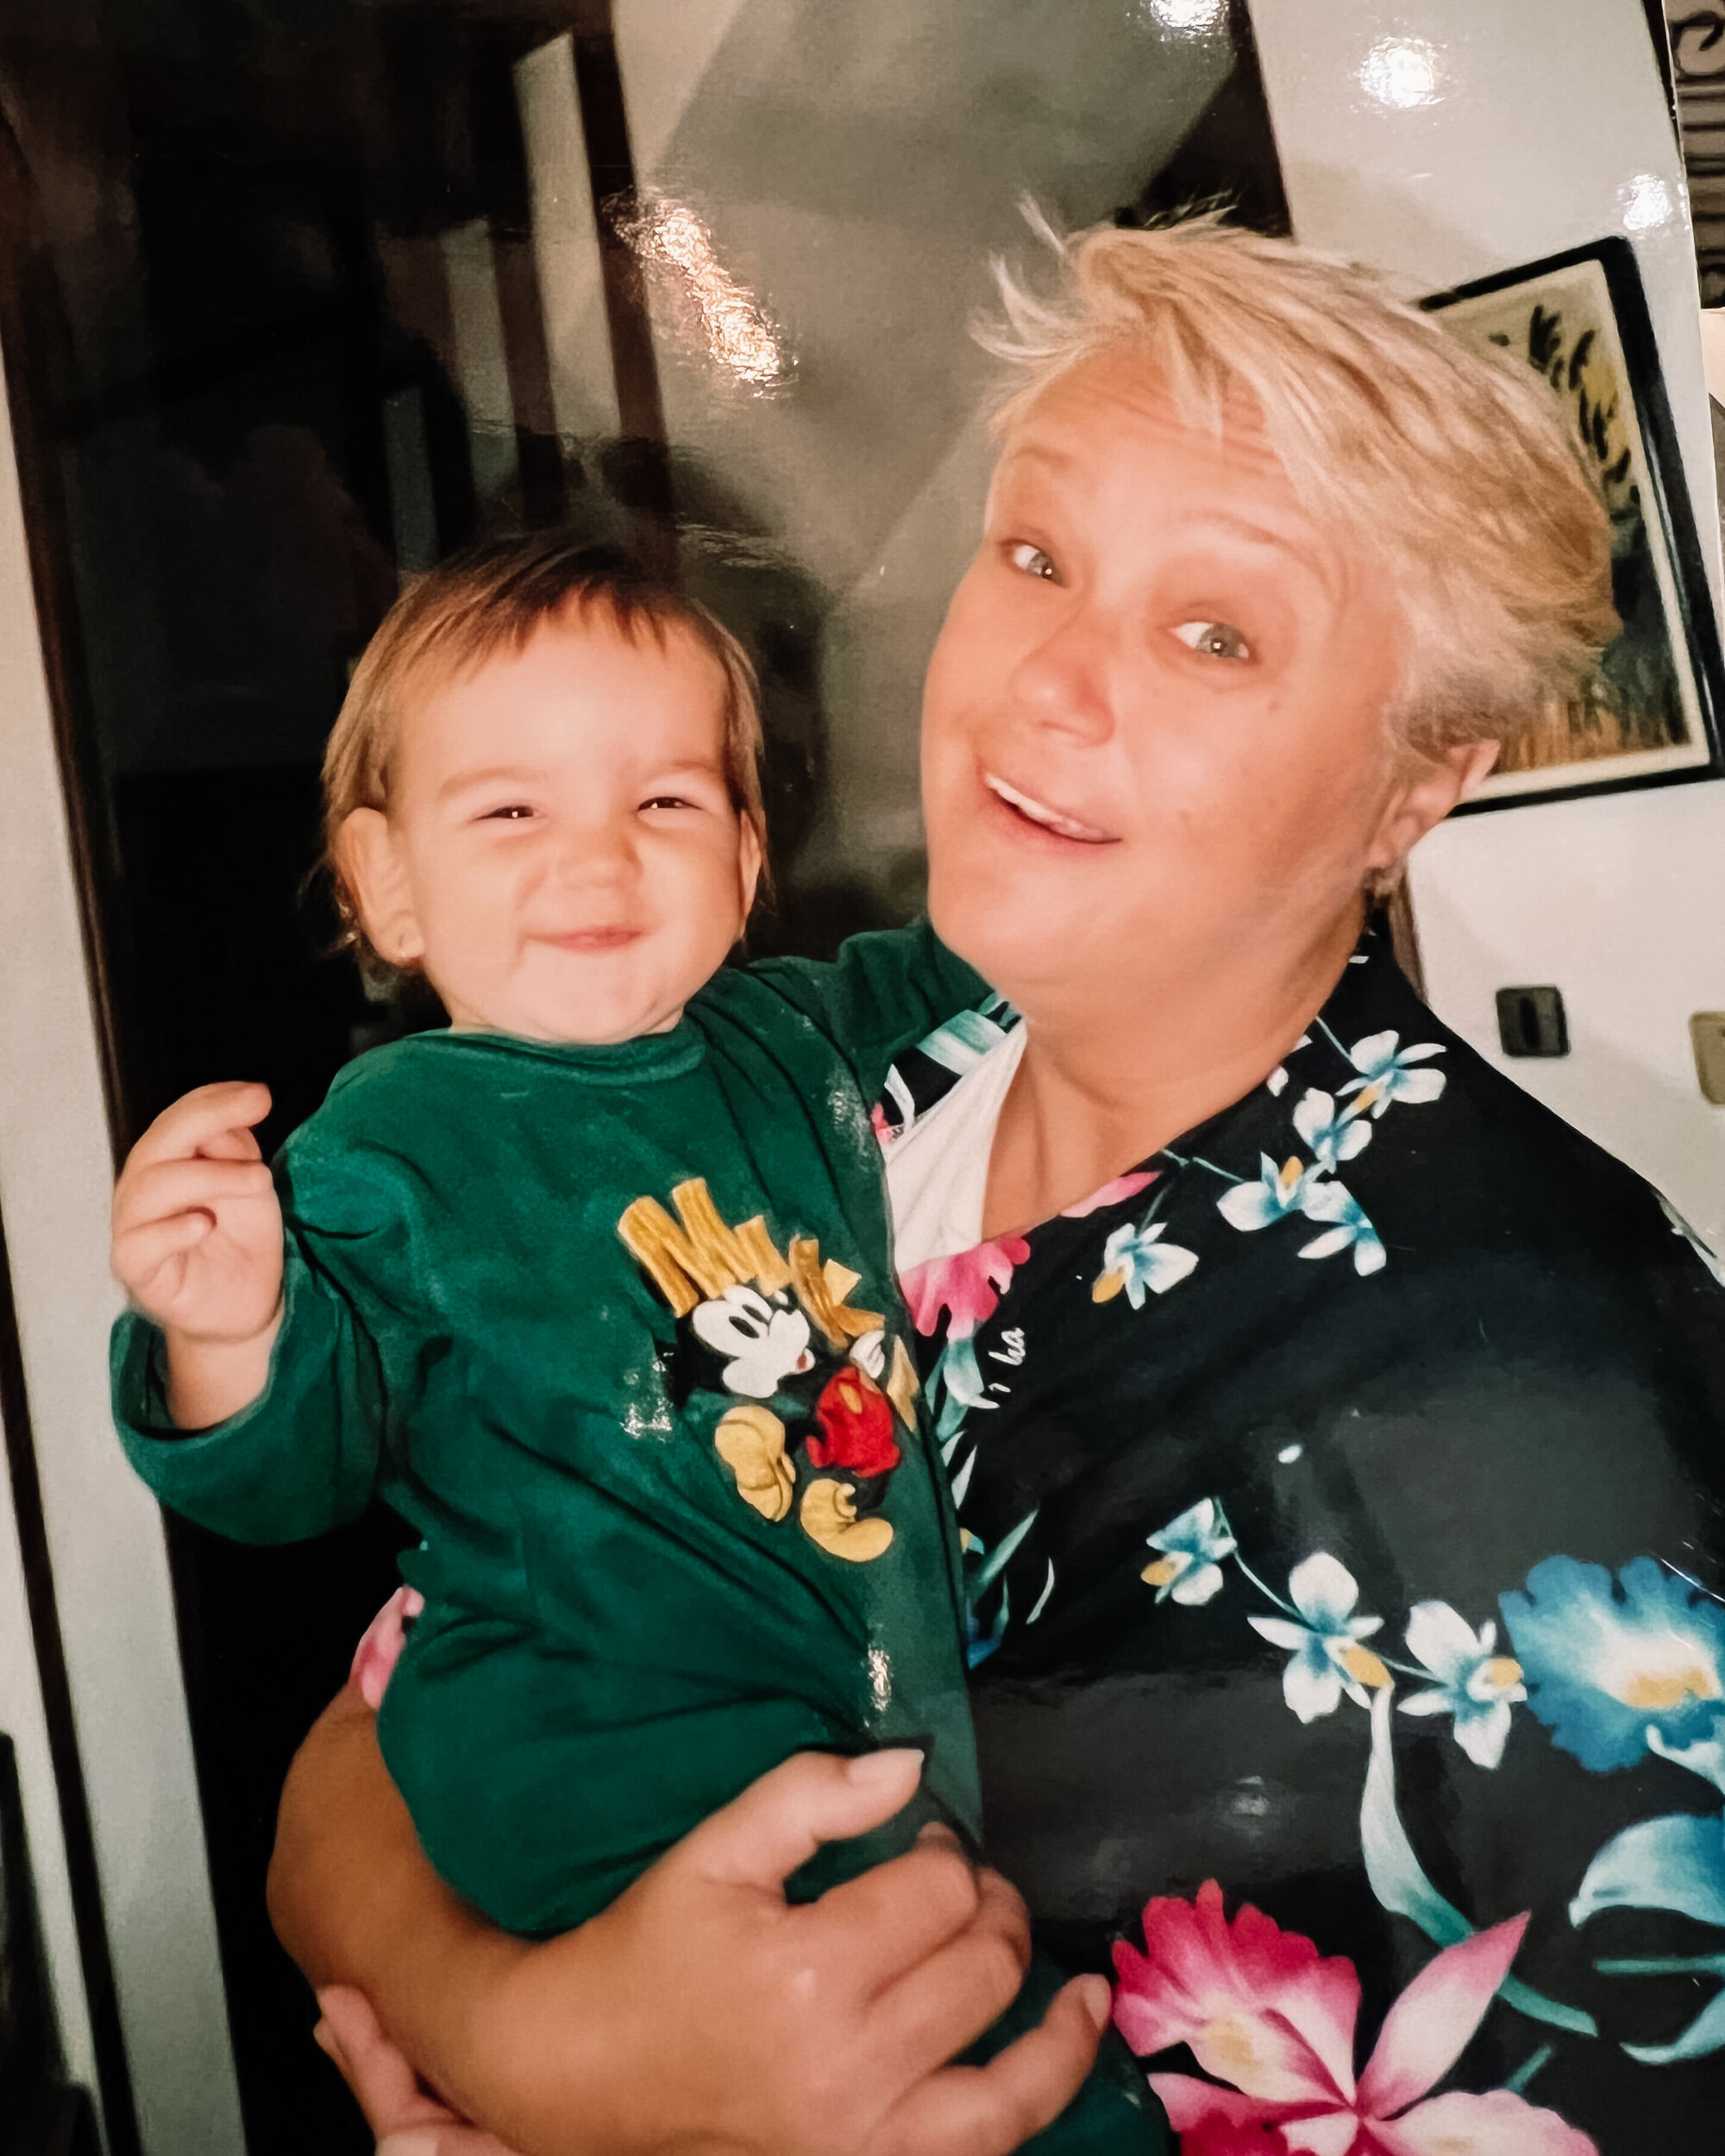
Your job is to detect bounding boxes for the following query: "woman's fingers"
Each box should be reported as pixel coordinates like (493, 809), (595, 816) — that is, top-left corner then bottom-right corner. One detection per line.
(967, 1857), (1032, 1939)
(813, 1831), (988, 2000)
(374, 2133), (520, 2156)
(861, 1910), (1034, 2082)
(670, 1748), (925, 1896)
(316, 1988), (451, 2129)
(865, 1976), (1112, 2156)
(317, 1988), (524, 2153)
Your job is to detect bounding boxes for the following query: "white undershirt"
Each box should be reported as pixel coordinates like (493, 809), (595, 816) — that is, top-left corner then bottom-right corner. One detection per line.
(884, 1024), (1026, 1273)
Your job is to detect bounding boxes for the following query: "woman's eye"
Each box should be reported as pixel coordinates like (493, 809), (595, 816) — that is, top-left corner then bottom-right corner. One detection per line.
(1008, 542), (1057, 582)
(1172, 619), (1251, 662)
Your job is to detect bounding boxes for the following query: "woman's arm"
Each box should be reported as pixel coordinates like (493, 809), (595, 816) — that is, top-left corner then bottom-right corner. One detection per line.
(270, 1692), (1109, 2156)
(267, 1689), (525, 2052)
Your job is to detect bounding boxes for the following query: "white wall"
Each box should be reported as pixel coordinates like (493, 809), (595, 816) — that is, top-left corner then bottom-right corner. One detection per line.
(1253, 0), (1725, 1250)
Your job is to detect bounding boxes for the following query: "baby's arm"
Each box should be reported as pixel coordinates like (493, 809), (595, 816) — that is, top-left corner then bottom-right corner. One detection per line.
(110, 1081), (385, 1542)
(110, 1081), (284, 1427)
(748, 921), (996, 1100)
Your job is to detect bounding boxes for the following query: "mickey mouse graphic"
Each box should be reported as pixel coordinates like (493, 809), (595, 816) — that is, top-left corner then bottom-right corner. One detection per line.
(692, 1286), (815, 1395)
(618, 1180), (919, 1563)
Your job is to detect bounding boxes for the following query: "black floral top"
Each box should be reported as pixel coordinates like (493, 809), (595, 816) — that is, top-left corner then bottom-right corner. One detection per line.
(879, 927), (1725, 2155)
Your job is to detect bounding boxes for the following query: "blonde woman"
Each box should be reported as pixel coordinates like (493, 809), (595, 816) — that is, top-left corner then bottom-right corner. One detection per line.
(274, 216), (1725, 2156)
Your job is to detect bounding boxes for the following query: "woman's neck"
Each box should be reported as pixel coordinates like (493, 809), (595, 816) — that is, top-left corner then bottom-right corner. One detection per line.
(980, 902), (1364, 1241)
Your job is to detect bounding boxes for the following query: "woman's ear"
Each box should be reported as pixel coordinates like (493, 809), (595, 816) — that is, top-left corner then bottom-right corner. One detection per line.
(336, 807), (425, 968)
(1367, 737), (1500, 881)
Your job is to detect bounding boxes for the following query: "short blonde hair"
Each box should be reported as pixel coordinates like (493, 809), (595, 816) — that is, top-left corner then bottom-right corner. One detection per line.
(980, 210), (1620, 760)
(323, 533), (767, 970)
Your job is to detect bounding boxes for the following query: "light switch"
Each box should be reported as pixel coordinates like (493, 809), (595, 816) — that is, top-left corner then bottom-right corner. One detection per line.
(1496, 986), (1568, 1058)
(1691, 1013), (1725, 1106)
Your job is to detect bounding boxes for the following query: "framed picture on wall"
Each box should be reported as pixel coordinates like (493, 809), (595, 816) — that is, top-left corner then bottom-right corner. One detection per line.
(1424, 235), (1725, 809)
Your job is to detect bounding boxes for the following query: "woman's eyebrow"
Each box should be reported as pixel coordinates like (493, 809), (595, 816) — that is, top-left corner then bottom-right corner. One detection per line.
(1170, 509), (1307, 558)
(994, 443), (1078, 487)
(1171, 510), (1342, 596)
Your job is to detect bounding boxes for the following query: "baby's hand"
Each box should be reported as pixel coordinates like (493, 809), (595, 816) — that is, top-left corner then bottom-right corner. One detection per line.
(111, 1081), (284, 1425)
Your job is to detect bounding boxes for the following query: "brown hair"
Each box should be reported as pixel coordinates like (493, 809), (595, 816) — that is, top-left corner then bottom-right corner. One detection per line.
(322, 533), (767, 969)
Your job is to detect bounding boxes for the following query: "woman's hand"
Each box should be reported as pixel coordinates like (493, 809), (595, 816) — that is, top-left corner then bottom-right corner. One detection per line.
(316, 1987), (520, 2156)
(472, 1751), (1110, 2156)
(271, 1693), (1109, 2156)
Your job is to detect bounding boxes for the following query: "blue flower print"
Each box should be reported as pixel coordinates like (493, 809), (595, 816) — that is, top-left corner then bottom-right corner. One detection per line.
(1398, 1600), (1527, 1769)
(1263, 1037), (1309, 1098)
(1093, 1221), (1198, 1307)
(1291, 1088), (1372, 1174)
(959, 1511), (1037, 1668)
(1297, 1181), (1386, 1276)
(1249, 1552), (1390, 1721)
(1143, 1498), (1237, 1606)
(1571, 1808), (1725, 1938)
(1339, 1030), (1446, 1118)
(1500, 1555), (1725, 1775)
(1217, 1154), (1315, 1232)
(1569, 1804), (1725, 2065)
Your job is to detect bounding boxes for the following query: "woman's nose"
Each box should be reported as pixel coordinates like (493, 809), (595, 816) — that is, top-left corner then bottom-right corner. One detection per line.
(1007, 613), (1116, 746)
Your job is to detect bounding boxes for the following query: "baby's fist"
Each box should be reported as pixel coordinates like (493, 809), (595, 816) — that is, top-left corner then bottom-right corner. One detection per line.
(111, 1080), (284, 1346)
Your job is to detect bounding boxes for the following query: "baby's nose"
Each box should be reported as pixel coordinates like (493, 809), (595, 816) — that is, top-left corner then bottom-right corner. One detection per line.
(555, 823), (637, 880)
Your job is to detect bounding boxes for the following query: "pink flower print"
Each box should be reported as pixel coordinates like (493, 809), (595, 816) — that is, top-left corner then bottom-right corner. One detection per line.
(349, 1584), (423, 1709)
(900, 1234), (1031, 1339)
(870, 1100), (895, 1150)
(1113, 1882), (1597, 2155)
(1113, 1879), (1362, 2107)
(1060, 1169), (1159, 1219)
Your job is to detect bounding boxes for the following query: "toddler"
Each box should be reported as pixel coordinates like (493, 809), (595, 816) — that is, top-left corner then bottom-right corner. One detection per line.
(110, 535), (1159, 2148)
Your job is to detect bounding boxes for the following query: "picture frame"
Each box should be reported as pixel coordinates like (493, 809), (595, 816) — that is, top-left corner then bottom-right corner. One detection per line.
(1423, 235), (1725, 809)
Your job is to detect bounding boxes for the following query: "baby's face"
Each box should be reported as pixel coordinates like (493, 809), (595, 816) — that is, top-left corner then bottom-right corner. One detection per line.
(345, 611), (760, 1044)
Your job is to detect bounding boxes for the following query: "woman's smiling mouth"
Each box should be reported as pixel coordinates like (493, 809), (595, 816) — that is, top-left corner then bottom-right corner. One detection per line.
(982, 768), (1118, 845)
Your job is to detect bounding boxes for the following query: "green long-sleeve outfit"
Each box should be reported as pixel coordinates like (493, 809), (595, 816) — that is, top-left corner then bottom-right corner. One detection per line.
(112, 925), (1163, 2150)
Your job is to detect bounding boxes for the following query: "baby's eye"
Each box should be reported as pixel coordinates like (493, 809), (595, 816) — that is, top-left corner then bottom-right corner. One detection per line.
(1008, 542), (1057, 581)
(640, 795), (698, 813)
(1172, 619), (1251, 661)
(481, 804), (536, 821)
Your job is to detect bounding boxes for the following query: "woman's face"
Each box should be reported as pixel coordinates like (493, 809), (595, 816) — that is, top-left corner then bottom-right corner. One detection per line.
(921, 350), (1418, 1014)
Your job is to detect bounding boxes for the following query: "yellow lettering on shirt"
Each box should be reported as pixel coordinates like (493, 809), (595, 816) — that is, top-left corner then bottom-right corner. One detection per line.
(619, 1181), (885, 1345)
(618, 1179), (755, 1315)
(790, 1237), (884, 1349)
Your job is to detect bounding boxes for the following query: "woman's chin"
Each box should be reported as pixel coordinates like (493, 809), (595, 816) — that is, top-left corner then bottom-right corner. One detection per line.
(931, 877), (1092, 1002)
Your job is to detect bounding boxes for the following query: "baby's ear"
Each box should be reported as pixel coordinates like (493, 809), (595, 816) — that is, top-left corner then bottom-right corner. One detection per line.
(336, 807), (425, 967)
(737, 812), (765, 920)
